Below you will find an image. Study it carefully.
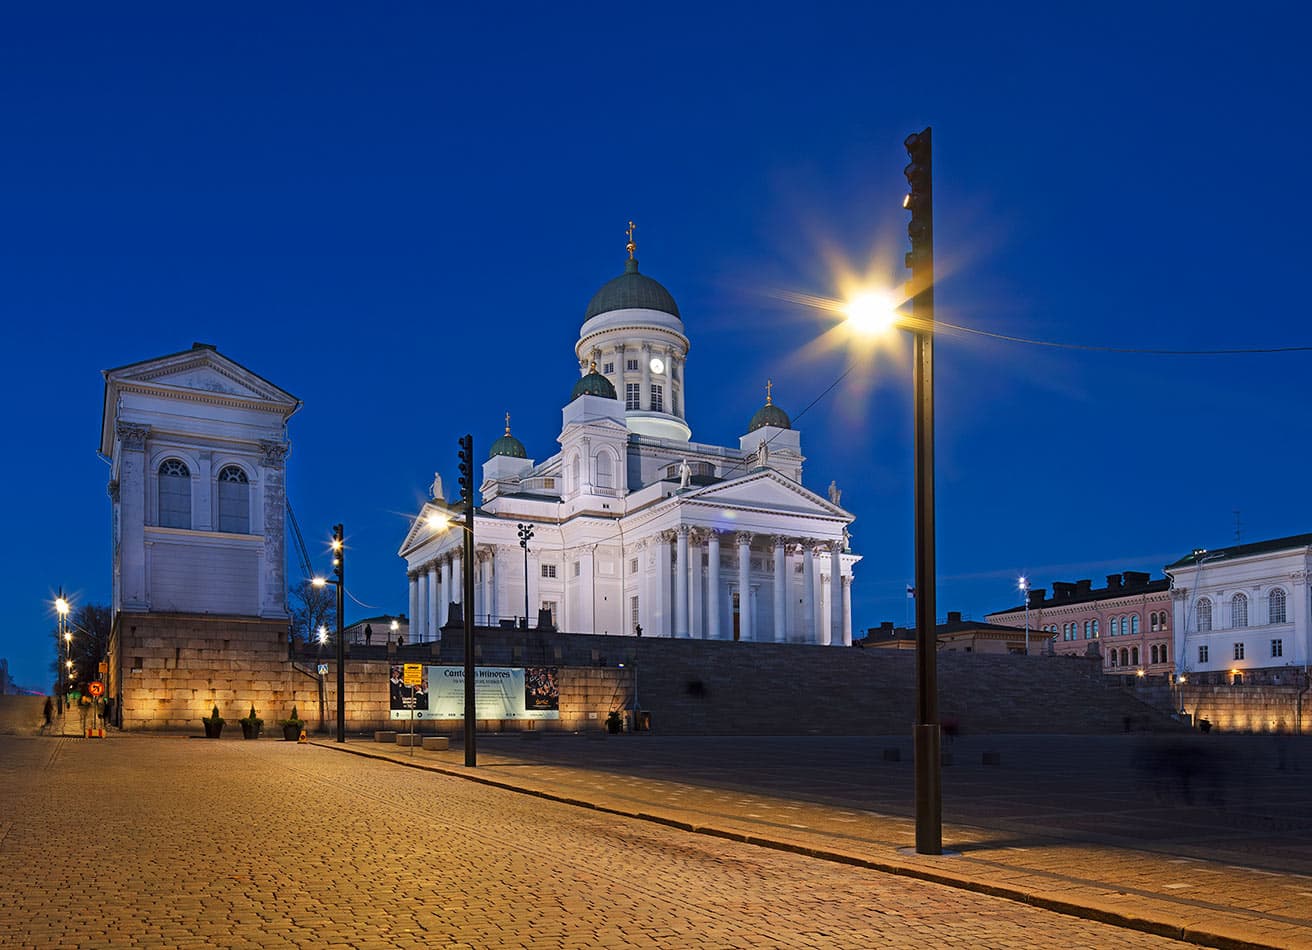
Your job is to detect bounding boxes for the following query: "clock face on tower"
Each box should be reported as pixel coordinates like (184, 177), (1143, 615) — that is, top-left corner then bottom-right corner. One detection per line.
(649, 357), (665, 375)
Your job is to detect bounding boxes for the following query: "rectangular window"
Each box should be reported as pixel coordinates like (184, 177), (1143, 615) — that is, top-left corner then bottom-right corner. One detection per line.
(543, 478), (555, 489)
(573, 561), (580, 577)
(1199, 645), (1209, 663)
(602, 361), (614, 374)
(1272, 638), (1283, 657)
(629, 558), (638, 574)
(1233, 642), (1245, 660)
(625, 383), (640, 411)
(626, 358), (639, 371)
(540, 564), (556, 579)
(650, 384), (664, 412)
(631, 596), (639, 628)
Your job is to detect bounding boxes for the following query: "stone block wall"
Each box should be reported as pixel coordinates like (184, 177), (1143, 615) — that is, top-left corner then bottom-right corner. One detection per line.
(1179, 684), (1311, 734)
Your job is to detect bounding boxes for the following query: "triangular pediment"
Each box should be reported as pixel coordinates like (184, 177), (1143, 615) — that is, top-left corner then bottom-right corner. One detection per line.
(684, 470), (848, 519)
(108, 346), (298, 407)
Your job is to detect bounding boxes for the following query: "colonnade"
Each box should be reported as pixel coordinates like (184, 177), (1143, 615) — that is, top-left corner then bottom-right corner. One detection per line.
(407, 544), (499, 641)
(641, 527), (852, 645)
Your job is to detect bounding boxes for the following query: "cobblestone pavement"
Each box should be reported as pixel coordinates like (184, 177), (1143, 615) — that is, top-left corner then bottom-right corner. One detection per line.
(0, 735), (1195, 949)
(331, 732), (1312, 949)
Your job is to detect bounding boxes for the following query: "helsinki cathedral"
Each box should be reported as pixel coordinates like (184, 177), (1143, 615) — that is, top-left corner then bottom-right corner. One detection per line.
(399, 229), (859, 644)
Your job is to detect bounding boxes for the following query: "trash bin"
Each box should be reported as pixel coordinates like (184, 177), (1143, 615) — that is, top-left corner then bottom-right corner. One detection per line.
(634, 710), (652, 732)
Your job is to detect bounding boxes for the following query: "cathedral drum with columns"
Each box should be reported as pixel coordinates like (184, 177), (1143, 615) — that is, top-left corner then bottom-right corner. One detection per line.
(399, 232), (859, 645)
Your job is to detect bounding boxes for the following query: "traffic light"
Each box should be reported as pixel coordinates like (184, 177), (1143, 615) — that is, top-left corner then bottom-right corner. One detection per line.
(331, 523), (344, 581)
(903, 127), (933, 277)
(457, 434), (474, 502)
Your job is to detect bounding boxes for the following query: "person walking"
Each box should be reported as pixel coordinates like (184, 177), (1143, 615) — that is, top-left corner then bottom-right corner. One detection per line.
(43, 696), (53, 730)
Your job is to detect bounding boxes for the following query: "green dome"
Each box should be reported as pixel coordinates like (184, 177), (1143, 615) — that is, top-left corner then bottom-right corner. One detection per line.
(571, 366), (618, 401)
(748, 401), (791, 432)
(489, 413), (527, 459)
(584, 259), (680, 320)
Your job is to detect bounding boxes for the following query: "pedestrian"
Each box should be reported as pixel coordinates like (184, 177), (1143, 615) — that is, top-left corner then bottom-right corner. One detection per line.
(43, 696), (53, 729)
(78, 693), (91, 735)
(396, 631), (405, 648)
(364, 623), (373, 647)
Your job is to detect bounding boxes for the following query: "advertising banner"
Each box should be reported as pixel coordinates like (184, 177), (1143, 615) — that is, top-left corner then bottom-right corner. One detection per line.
(389, 665), (559, 721)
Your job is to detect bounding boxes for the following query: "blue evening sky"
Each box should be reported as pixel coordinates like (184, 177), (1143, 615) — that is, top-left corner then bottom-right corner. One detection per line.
(3, 3), (1309, 690)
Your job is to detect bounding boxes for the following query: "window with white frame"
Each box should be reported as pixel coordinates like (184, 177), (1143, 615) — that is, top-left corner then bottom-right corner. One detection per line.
(216, 465), (250, 534)
(1233, 642), (1245, 660)
(158, 459), (191, 529)
(631, 596), (639, 628)
(629, 558), (638, 574)
(1272, 638), (1283, 657)
(1269, 588), (1287, 624)
(626, 358), (639, 371)
(1199, 644), (1209, 663)
(541, 563), (557, 579)
(650, 384), (664, 412)
(625, 383), (641, 411)
(573, 561), (580, 577)
(1231, 592), (1248, 628)
(595, 451), (614, 488)
(1197, 597), (1212, 631)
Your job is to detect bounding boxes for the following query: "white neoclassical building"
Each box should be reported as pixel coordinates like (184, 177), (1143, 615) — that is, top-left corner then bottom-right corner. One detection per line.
(399, 243), (860, 644)
(1166, 533), (1311, 685)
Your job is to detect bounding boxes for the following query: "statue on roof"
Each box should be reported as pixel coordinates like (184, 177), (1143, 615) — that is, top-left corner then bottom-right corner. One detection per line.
(431, 472), (445, 501)
(678, 458), (691, 489)
(828, 480), (842, 505)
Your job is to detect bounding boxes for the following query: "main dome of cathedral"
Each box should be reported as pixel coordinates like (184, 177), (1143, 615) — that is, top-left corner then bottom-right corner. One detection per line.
(584, 258), (680, 320)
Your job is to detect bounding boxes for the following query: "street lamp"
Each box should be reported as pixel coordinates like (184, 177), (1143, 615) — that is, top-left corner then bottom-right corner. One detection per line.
(1018, 576), (1030, 656)
(55, 592), (71, 717)
(517, 523), (534, 629)
(457, 434), (477, 767)
(311, 523), (347, 743)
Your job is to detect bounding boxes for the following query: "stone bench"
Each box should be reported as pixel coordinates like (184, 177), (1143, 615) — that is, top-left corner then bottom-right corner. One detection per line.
(374, 731), (398, 743)
(397, 733), (423, 747)
(421, 736), (449, 751)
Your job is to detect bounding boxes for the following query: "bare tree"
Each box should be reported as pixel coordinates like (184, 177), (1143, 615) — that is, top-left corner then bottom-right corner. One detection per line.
(51, 603), (112, 691)
(289, 579), (338, 645)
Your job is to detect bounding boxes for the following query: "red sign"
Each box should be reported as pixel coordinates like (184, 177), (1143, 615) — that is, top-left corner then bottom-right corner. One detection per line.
(88, 681), (105, 697)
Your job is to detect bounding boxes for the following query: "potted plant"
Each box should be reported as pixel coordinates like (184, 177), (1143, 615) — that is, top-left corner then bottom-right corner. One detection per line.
(605, 710), (624, 735)
(202, 704), (224, 739)
(280, 706), (305, 741)
(239, 704), (263, 740)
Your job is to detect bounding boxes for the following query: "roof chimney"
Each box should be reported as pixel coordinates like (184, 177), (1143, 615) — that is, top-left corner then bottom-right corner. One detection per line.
(1122, 571), (1150, 588)
(1052, 581), (1075, 600)
(1075, 579), (1093, 595)
(947, 611), (962, 623)
(1026, 587), (1046, 607)
(1106, 574), (1123, 590)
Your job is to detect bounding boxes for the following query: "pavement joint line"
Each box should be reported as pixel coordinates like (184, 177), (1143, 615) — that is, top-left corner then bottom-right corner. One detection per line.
(311, 740), (1290, 950)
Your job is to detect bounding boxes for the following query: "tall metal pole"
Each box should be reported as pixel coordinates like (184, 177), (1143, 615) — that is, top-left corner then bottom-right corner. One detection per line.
(518, 523), (534, 629)
(906, 126), (941, 855)
(459, 435), (477, 767)
(334, 523), (345, 743)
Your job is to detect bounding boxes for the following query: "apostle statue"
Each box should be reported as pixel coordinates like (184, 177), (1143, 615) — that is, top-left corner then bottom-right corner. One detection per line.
(678, 458), (692, 489)
(757, 440), (770, 469)
(828, 480), (842, 505)
(431, 472), (445, 501)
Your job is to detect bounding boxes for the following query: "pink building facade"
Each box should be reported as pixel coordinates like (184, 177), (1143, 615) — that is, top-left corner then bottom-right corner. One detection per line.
(987, 572), (1175, 680)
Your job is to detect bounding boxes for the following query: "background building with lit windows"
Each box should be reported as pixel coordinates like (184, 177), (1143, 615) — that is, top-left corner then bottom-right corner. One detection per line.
(1166, 534), (1310, 687)
(399, 246), (860, 644)
(987, 572), (1173, 679)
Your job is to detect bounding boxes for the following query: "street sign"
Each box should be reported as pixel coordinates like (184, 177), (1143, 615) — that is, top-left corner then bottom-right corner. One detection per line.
(88, 681), (104, 697)
(98, 662), (107, 674)
(403, 663), (423, 686)
(316, 663), (329, 676)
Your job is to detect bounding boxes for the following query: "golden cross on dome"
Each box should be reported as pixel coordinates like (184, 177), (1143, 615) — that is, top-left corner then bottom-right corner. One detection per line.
(626, 220), (637, 260)
(766, 378), (773, 406)
(504, 411), (512, 436)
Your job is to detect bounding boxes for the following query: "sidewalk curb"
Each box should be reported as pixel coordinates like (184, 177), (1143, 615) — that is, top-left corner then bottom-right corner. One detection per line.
(313, 740), (1287, 950)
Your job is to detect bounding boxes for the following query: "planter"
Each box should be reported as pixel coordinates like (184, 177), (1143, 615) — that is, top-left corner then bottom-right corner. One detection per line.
(282, 723), (303, 741)
(203, 720), (223, 739)
(240, 720), (262, 740)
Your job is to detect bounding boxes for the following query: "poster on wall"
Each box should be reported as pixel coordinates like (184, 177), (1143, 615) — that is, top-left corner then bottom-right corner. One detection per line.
(389, 666), (559, 720)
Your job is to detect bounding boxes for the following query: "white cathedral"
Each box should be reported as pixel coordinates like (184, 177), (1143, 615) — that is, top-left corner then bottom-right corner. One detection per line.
(399, 239), (859, 644)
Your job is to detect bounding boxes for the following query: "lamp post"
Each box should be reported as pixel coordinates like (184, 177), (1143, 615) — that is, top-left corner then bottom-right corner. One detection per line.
(1019, 576), (1030, 656)
(55, 591), (70, 717)
(457, 434), (477, 767)
(331, 524), (345, 743)
(517, 523), (534, 629)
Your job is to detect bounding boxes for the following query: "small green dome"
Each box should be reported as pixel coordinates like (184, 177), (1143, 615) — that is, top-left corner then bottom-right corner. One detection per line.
(749, 404), (791, 431)
(571, 366), (618, 401)
(489, 413), (527, 459)
(584, 258), (680, 320)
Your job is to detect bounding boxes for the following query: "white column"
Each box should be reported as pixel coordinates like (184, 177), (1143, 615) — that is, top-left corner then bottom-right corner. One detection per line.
(688, 530), (703, 639)
(452, 551), (463, 606)
(830, 544), (843, 647)
(773, 536), (787, 643)
(707, 532), (721, 640)
(415, 571), (428, 640)
(441, 558), (453, 625)
(116, 423), (149, 610)
(427, 564), (439, 639)
(408, 572), (419, 636)
(675, 526), (690, 637)
(656, 532), (673, 635)
(842, 573), (853, 647)
(737, 533), (753, 642)
(802, 543), (816, 644)
(641, 344), (652, 410)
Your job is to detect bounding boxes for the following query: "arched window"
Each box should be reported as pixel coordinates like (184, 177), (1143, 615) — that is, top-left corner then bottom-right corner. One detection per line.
(1109, 650), (1117, 668)
(1130, 614), (1140, 635)
(570, 454), (581, 492)
(1160, 642), (1169, 662)
(595, 451), (614, 489)
(1159, 611), (1168, 631)
(1150, 644), (1159, 664)
(1083, 621), (1090, 639)
(1120, 648), (1129, 666)
(1231, 592), (1248, 628)
(1131, 646), (1139, 665)
(158, 459), (191, 529)
(1150, 612), (1159, 632)
(216, 465), (250, 534)
(1197, 598), (1212, 632)
(1092, 619), (1100, 638)
(1269, 588), (1287, 624)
